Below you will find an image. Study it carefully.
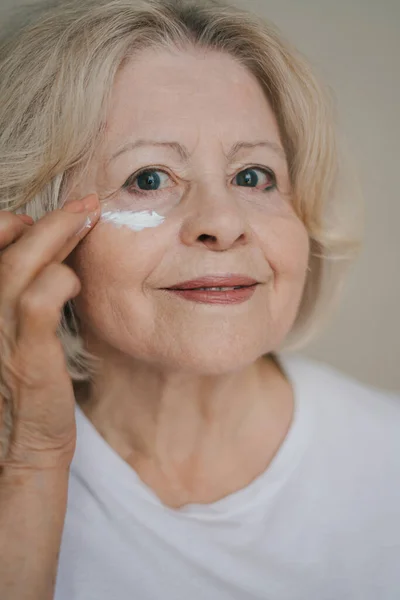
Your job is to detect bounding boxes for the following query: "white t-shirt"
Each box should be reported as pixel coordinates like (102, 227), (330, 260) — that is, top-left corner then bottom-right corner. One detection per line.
(55, 354), (400, 600)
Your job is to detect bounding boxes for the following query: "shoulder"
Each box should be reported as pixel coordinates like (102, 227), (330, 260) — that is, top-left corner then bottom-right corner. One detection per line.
(278, 352), (400, 417)
(276, 354), (400, 554)
(277, 352), (400, 466)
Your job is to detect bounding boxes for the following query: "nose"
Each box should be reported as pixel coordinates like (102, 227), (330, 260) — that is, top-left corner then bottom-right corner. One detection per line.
(179, 182), (252, 252)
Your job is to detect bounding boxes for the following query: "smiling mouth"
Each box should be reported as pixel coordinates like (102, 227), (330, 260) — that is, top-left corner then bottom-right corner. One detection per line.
(172, 284), (257, 291)
(161, 282), (259, 305)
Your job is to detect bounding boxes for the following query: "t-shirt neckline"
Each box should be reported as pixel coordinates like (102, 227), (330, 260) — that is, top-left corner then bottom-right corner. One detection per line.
(72, 353), (315, 520)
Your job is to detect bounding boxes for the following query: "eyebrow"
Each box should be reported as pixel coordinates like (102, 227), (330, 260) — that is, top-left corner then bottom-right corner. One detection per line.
(108, 139), (286, 164)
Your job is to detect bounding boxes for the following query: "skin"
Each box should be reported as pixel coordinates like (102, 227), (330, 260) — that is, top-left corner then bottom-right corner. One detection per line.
(68, 46), (310, 508)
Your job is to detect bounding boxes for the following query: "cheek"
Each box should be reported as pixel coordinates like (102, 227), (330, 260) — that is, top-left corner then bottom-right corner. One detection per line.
(254, 212), (310, 281)
(70, 225), (164, 298)
(69, 227), (166, 347)
(251, 213), (309, 342)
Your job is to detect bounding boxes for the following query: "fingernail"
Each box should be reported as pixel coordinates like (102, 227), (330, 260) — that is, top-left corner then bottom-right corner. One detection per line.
(75, 208), (101, 235)
(17, 214), (34, 225)
(76, 215), (94, 236)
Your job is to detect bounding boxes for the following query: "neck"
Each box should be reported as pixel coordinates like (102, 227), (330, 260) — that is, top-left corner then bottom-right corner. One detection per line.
(76, 352), (294, 508)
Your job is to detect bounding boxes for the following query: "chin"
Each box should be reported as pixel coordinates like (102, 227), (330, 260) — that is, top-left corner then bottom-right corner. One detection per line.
(147, 334), (273, 376)
(157, 353), (256, 376)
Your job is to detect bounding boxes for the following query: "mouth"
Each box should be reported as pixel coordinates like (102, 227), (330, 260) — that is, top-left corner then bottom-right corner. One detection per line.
(164, 274), (260, 291)
(162, 282), (259, 305)
(168, 284), (257, 291)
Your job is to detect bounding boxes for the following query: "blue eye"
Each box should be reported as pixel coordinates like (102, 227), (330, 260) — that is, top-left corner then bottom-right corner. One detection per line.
(234, 167), (276, 192)
(122, 166), (277, 196)
(122, 169), (171, 194)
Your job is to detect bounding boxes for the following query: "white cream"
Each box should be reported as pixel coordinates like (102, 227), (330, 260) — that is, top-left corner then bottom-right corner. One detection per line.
(100, 210), (166, 231)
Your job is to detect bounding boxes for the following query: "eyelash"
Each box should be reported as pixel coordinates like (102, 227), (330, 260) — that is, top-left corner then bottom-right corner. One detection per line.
(122, 165), (277, 195)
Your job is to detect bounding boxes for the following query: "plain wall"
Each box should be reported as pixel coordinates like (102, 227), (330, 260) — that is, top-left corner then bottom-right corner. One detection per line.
(1, 0), (399, 391)
(236, 0), (400, 392)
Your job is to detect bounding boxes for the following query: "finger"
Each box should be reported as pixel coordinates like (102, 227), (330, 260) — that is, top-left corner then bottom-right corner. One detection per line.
(53, 213), (95, 264)
(0, 212), (32, 249)
(16, 214), (35, 226)
(0, 194), (99, 306)
(17, 262), (81, 342)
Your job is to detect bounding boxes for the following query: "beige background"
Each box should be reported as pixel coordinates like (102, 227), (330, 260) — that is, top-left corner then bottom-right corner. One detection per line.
(1, 0), (399, 391)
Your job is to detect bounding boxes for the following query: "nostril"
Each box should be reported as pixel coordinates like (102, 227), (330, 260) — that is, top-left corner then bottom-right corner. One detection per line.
(198, 234), (217, 242)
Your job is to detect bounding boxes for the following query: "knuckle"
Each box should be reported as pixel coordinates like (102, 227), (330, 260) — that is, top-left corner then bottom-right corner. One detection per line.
(18, 264), (78, 319)
(49, 262), (80, 291)
(56, 263), (81, 291)
(19, 289), (56, 319)
(55, 261), (72, 277)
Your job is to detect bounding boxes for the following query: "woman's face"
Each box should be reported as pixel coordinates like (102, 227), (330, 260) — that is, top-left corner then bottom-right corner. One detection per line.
(70, 47), (310, 374)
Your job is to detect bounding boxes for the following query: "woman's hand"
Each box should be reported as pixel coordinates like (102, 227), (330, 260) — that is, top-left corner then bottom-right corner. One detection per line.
(0, 194), (100, 472)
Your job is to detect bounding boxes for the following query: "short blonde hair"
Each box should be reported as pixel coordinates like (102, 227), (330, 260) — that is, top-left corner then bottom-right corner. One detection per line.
(0, 0), (362, 381)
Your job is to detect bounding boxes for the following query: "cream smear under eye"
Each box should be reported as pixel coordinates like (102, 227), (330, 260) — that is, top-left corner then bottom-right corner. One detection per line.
(100, 210), (166, 231)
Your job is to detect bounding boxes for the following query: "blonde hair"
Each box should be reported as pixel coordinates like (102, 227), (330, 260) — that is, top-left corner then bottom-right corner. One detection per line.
(0, 0), (362, 381)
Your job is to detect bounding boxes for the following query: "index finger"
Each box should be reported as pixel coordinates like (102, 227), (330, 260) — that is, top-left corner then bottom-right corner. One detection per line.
(0, 194), (100, 306)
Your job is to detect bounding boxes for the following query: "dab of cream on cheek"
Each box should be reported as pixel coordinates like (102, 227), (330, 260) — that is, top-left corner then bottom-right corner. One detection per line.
(100, 209), (166, 231)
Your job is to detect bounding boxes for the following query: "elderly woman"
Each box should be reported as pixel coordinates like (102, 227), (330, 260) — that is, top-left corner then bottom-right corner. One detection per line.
(0, 0), (399, 599)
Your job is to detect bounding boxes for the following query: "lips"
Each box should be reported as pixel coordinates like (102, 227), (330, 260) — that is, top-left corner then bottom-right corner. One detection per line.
(166, 275), (259, 290)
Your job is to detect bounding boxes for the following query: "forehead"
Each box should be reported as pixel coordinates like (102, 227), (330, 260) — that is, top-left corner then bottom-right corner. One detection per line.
(104, 47), (283, 150)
